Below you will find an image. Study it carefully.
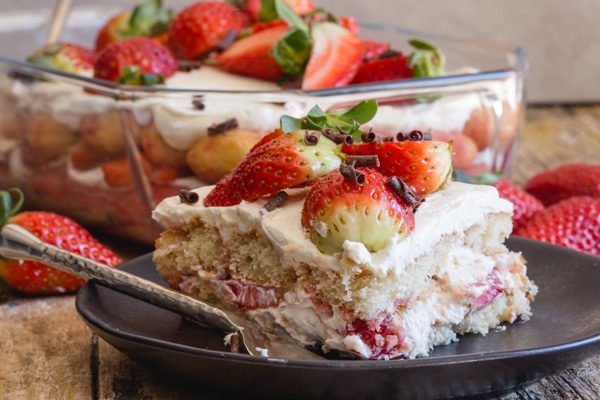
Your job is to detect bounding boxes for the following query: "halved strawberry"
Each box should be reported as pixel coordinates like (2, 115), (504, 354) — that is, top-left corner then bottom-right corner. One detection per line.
(94, 37), (178, 84)
(203, 129), (344, 207)
(27, 43), (94, 74)
(341, 138), (453, 195)
(216, 23), (290, 81)
(168, 1), (251, 60)
(301, 21), (362, 90)
(359, 40), (391, 61)
(301, 167), (415, 254)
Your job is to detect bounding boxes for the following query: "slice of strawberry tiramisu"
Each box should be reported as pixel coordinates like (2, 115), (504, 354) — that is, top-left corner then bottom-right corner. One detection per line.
(151, 103), (537, 360)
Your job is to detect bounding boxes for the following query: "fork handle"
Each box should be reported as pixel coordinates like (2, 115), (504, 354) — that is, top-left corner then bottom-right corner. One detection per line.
(0, 224), (240, 333)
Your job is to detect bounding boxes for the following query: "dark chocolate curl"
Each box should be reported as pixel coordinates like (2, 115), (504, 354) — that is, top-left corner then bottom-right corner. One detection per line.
(345, 155), (380, 168)
(340, 164), (365, 185)
(262, 191), (289, 212)
(396, 130), (432, 142)
(361, 128), (383, 143)
(178, 189), (199, 205)
(208, 118), (239, 136)
(192, 96), (205, 110)
(386, 176), (423, 209)
(304, 130), (321, 145)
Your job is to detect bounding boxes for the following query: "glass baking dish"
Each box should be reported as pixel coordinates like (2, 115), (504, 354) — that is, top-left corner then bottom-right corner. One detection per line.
(0, 4), (527, 245)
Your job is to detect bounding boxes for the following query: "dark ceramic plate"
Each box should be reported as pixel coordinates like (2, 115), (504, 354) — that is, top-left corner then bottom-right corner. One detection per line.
(76, 237), (600, 400)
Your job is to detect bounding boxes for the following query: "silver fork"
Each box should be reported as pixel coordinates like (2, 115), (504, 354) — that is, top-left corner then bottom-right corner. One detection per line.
(0, 224), (323, 360)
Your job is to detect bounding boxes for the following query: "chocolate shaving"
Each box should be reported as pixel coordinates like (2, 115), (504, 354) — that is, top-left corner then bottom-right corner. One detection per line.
(345, 155), (380, 168)
(361, 128), (383, 143)
(396, 130), (432, 142)
(192, 96), (205, 110)
(304, 130), (321, 145)
(322, 128), (353, 145)
(178, 189), (199, 205)
(262, 191), (289, 212)
(340, 164), (365, 185)
(208, 118), (239, 136)
(385, 176), (423, 209)
(378, 49), (402, 59)
(177, 59), (203, 72)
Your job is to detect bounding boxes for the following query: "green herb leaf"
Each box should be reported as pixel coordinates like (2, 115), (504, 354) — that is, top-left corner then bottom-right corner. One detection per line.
(280, 100), (378, 140)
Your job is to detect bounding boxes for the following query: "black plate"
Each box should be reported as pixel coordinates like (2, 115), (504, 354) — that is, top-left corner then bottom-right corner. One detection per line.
(76, 237), (600, 400)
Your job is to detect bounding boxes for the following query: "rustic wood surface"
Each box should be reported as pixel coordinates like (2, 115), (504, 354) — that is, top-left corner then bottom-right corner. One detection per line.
(1, 104), (600, 400)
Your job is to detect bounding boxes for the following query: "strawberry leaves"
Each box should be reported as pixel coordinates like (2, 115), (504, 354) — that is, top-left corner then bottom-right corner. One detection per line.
(408, 39), (446, 78)
(280, 100), (378, 140)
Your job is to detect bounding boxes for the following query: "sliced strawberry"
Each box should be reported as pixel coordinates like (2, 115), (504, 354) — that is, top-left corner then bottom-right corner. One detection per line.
(168, 1), (251, 60)
(217, 23), (289, 81)
(351, 54), (413, 84)
(27, 42), (94, 74)
(301, 21), (362, 90)
(203, 129), (343, 207)
(513, 196), (600, 257)
(94, 37), (177, 84)
(341, 138), (453, 195)
(224, 279), (284, 310)
(469, 271), (504, 311)
(337, 16), (360, 36)
(524, 163), (600, 207)
(347, 315), (404, 359)
(301, 167), (416, 254)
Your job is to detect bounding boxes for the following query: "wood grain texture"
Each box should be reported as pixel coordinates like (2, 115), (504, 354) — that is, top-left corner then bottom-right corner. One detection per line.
(1, 105), (600, 399)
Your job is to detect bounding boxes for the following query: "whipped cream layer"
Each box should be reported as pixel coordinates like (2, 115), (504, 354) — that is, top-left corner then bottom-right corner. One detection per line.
(152, 181), (513, 277)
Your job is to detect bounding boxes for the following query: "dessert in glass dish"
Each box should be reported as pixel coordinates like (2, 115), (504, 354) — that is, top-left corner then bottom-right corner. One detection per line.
(0, 0), (527, 244)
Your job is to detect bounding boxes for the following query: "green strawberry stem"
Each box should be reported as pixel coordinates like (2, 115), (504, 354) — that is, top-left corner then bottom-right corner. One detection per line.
(408, 39), (446, 78)
(0, 188), (24, 228)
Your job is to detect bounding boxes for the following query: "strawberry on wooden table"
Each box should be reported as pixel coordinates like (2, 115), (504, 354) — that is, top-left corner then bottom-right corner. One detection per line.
(493, 179), (545, 232)
(524, 163), (600, 207)
(168, 1), (251, 60)
(0, 189), (122, 296)
(94, 37), (178, 85)
(514, 196), (600, 257)
(301, 167), (416, 255)
(94, 0), (173, 52)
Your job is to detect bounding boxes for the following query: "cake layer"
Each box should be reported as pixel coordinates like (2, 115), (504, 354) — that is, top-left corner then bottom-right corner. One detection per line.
(152, 182), (537, 359)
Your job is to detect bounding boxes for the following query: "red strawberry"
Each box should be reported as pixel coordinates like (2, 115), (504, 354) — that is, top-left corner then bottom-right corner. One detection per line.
(27, 42), (94, 74)
(203, 129), (343, 207)
(351, 54), (413, 84)
(341, 138), (453, 195)
(337, 16), (360, 36)
(94, 0), (173, 52)
(0, 189), (121, 296)
(216, 23), (289, 81)
(94, 37), (178, 84)
(301, 21), (362, 90)
(301, 167), (415, 255)
(359, 40), (391, 61)
(168, 1), (251, 60)
(242, 0), (315, 22)
(493, 179), (545, 232)
(513, 196), (600, 257)
(525, 163), (600, 207)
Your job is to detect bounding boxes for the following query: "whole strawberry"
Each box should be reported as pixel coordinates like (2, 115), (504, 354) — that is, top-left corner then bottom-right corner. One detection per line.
(525, 163), (600, 207)
(203, 129), (343, 206)
(301, 167), (415, 254)
(168, 1), (251, 60)
(94, 37), (178, 85)
(493, 179), (545, 232)
(27, 42), (94, 74)
(513, 196), (600, 257)
(0, 189), (122, 296)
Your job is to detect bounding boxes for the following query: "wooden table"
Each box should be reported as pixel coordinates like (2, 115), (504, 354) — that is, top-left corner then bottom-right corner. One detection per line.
(1, 104), (600, 399)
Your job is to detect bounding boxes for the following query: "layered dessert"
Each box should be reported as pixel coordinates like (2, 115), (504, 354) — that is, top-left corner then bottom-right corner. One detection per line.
(151, 108), (537, 360)
(0, 0), (525, 244)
